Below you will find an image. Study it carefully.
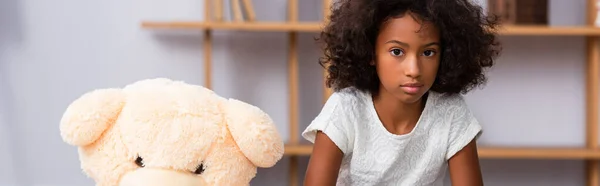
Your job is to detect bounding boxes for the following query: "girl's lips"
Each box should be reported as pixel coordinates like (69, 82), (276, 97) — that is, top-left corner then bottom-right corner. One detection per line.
(400, 83), (423, 94)
(401, 86), (421, 94)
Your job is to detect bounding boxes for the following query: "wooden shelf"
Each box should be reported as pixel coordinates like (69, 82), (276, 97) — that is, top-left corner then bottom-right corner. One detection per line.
(284, 144), (600, 160)
(479, 147), (600, 159)
(141, 21), (324, 32)
(141, 21), (600, 36)
(499, 25), (600, 36)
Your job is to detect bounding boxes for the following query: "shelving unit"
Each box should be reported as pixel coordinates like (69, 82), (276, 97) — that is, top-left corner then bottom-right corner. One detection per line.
(143, 21), (600, 36)
(284, 145), (600, 160)
(141, 0), (600, 185)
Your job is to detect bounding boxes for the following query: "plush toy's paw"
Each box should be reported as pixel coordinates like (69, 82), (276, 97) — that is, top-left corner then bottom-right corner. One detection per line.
(60, 88), (125, 146)
(224, 98), (284, 168)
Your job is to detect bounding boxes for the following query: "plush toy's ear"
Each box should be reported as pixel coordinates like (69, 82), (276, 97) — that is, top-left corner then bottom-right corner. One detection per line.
(60, 88), (126, 146)
(224, 98), (284, 168)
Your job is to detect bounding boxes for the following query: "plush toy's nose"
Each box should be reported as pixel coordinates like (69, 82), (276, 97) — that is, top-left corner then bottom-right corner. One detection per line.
(119, 168), (206, 186)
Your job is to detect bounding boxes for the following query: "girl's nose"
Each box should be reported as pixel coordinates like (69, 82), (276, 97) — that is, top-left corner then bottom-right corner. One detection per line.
(404, 55), (421, 78)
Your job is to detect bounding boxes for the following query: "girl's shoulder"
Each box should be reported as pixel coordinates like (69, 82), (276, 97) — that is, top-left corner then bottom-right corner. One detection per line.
(426, 91), (482, 160)
(315, 86), (373, 126)
(327, 86), (371, 107)
(427, 91), (471, 112)
(301, 87), (370, 154)
(329, 86), (370, 100)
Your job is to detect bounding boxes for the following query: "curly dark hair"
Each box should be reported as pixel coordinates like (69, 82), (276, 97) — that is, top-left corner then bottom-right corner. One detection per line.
(318, 0), (502, 95)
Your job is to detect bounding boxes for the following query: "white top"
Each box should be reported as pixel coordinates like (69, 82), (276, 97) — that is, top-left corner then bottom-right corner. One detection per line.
(302, 87), (482, 186)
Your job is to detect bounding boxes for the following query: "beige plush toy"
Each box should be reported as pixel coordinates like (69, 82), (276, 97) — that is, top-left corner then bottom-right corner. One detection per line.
(59, 78), (284, 186)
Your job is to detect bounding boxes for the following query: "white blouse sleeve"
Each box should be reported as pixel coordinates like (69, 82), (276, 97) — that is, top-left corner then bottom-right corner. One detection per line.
(302, 91), (354, 154)
(445, 95), (483, 160)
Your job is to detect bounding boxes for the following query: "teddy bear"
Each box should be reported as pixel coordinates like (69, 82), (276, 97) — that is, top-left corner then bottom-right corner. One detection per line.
(59, 78), (285, 186)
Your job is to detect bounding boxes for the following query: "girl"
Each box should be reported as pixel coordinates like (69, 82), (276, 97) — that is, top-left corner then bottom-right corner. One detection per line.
(302, 0), (501, 185)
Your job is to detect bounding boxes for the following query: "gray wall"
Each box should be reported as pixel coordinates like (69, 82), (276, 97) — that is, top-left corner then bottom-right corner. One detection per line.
(0, 0), (594, 185)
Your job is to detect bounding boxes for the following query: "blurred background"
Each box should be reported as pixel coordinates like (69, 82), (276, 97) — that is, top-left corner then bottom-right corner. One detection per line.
(0, 0), (598, 185)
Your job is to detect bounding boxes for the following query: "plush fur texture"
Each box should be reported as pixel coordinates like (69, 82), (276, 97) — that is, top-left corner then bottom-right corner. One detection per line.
(60, 78), (285, 186)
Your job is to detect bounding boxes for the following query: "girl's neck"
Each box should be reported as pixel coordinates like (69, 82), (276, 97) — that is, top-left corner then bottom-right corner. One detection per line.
(372, 88), (426, 135)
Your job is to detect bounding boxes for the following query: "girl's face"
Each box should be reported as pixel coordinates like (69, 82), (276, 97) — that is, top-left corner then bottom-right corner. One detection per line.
(373, 12), (441, 104)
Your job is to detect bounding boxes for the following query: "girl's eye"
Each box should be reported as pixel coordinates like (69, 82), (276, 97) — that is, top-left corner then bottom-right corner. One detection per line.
(390, 49), (404, 56)
(423, 50), (436, 57)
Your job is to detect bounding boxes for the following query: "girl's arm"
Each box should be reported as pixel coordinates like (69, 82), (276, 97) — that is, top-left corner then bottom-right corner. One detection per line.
(304, 131), (344, 186)
(448, 139), (484, 186)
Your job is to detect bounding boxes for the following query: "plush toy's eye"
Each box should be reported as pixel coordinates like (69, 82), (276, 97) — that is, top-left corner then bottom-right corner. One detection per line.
(135, 156), (145, 167)
(193, 163), (205, 174)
